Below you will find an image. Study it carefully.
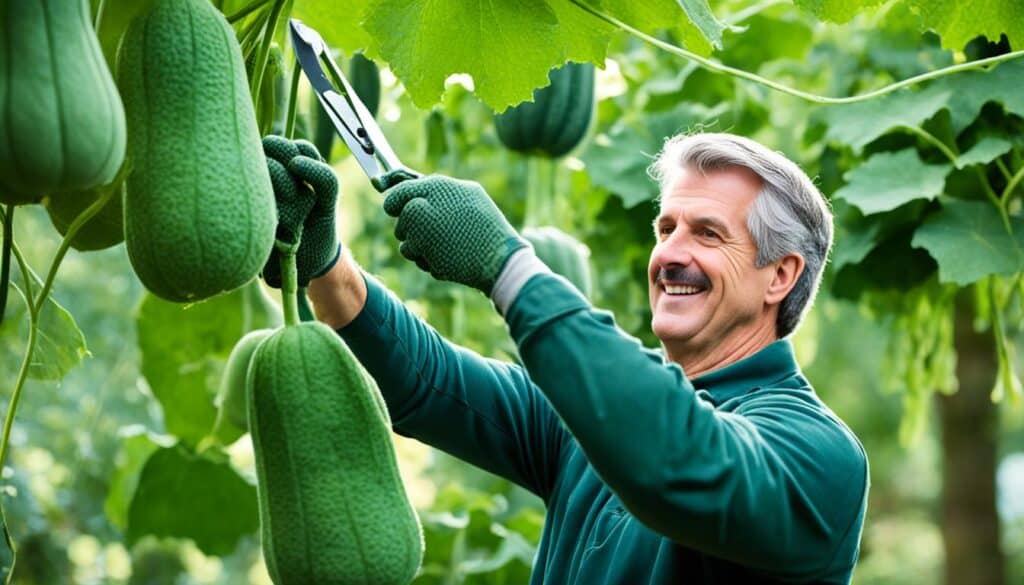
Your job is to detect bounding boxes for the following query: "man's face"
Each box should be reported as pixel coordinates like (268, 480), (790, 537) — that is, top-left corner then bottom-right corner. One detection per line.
(648, 166), (777, 356)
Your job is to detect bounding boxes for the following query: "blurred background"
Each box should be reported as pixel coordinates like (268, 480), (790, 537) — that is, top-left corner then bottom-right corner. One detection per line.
(2, 0), (1023, 583)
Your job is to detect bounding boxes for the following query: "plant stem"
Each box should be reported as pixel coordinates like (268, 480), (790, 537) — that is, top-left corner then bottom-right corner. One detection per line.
(226, 0), (271, 23)
(285, 59), (302, 140)
(898, 124), (959, 164)
(9, 241), (36, 313)
(1001, 165), (1024, 206)
(93, 0), (108, 30)
(0, 206), (11, 326)
(0, 187), (114, 475)
(568, 0), (1024, 105)
(996, 158), (1013, 182)
(249, 0), (287, 100)
(278, 240), (300, 326)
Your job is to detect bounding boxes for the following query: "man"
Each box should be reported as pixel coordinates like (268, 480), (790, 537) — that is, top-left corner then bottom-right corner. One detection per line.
(262, 132), (868, 584)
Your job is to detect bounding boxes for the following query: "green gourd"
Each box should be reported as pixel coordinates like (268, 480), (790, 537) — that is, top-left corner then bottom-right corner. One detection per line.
(249, 321), (423, 584)
(0, 0), (126, 205)
(44, 180), (125, 251)
(313, 52), (381, 160)
(493, 62), (595, 158)
(211, 328), (275, 445)
(117, 0), (276, 302)
(524, 226), (593, 299)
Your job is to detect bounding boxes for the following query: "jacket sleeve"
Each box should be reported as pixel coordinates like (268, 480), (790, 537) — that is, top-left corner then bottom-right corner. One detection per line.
(336, 273), (569, 501)
(503, 272), (868, 580)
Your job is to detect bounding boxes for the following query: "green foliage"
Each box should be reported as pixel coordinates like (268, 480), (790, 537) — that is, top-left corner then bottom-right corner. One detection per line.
(0, 284), (87, 381)
(912, 201), (1024, 285)
(136, 281), (278, 448)
(125, 444), (259, 556)
(833, 148), (951, 214)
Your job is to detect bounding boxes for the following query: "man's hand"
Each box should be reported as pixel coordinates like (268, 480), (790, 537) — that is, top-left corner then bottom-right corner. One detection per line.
(260, 136), (341, 288)
(381, 174), (528, 294)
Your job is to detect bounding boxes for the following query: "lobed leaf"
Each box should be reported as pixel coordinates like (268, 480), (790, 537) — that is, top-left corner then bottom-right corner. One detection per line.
(833, 149), (951, 215)
(0, 284), (88, 381)
(911, 199), (1024, 285)
(125, 445), (258, 556)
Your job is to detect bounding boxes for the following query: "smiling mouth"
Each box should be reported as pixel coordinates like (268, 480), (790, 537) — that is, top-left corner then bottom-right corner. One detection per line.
(662, 284), (707, 296)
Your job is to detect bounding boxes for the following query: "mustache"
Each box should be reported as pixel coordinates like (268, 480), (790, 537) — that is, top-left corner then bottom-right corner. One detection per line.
(655, 265), (711, 288)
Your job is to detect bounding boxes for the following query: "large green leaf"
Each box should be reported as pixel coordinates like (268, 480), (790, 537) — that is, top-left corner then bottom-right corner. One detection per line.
(673, 0), (729, 50)
(104, 426), (174, 531)
(833, 149), (952, 215)
(955, 136), (1014, 169)
(292, 0), (373, 56)
(364, 0), (612, 111)
(792, 0), (886, 23)
(0, 284), (88, 381)
(930, 59), (1024, 134)
(914, 0), (1024, 51)
(135, 290), (247, 447)
(125, 445), (259, 556)
(794, 0), (1024, 49)
(911, 199), (1024, 285)
(823, 87), (952, 153)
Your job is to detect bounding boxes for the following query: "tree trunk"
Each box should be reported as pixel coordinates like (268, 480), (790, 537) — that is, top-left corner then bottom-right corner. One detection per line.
(939, 293), (1004, 585)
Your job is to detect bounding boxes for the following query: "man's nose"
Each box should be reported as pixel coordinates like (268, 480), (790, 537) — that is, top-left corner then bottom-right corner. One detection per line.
(652, 230), (696, 268)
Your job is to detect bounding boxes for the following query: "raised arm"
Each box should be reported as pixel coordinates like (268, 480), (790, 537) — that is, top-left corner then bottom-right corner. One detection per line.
(308, 255), (568, 501)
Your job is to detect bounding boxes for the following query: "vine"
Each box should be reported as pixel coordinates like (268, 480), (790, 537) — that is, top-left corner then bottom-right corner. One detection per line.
(569, 0), (1024, 105)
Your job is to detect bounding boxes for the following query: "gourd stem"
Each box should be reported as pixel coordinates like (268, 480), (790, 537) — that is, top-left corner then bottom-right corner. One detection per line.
(567, 0), (1024, 105)
(278, 241), (300, 326)
(0, 187), (114, 483)
(0, 206), (12, 326)
(284, 59), (302, 140)
(249, 0), (286, 99)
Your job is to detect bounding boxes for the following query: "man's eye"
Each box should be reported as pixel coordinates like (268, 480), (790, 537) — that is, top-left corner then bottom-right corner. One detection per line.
(701, 229), (720, 239)
(659, 226), (674, 236)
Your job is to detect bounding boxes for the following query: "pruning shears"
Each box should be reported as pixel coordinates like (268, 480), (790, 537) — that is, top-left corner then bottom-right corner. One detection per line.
(288, 19), (420, 190)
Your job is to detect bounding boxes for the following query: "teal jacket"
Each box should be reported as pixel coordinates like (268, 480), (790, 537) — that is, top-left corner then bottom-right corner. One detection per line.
(338, 272), (869, 584)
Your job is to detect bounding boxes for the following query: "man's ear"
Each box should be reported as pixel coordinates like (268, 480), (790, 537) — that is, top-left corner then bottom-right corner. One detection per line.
(765, 253), (804, 305)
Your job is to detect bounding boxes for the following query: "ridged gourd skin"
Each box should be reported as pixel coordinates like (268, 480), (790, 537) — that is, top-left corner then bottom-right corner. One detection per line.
(0, 0), (126, 205)
(493, 62), (595, 159)
(249, 321), (423, 585)
(313, 52), (381, 160)
(118, 0), (276, 302)
(523, 226), (593, 299)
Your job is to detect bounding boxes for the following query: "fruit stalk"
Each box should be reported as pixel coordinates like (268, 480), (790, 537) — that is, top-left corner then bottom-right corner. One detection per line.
(278, 240), (300, 327)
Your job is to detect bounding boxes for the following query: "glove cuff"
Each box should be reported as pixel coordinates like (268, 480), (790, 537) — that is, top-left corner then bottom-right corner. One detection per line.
(491, 247), (552, 315)
(309, 243), (343, 281)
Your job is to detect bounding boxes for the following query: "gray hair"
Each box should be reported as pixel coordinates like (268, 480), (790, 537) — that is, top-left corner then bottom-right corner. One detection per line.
(648, 132), (833, 338)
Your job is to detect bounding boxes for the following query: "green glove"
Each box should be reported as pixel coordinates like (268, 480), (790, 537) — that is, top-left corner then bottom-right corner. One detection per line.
(381, 173), (528, 294)
(260, 135), (341, 288)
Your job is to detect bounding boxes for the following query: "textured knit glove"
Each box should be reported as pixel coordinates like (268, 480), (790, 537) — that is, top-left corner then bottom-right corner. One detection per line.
(381, 173), (528, 294)
(260, 135), (341, 288)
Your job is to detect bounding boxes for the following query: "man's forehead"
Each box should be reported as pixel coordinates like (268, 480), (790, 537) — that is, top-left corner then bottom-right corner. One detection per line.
(657, 167), (762, 215)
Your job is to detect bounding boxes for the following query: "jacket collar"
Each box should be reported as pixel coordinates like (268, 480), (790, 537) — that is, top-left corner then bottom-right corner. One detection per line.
(689, 339), (802, 405)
